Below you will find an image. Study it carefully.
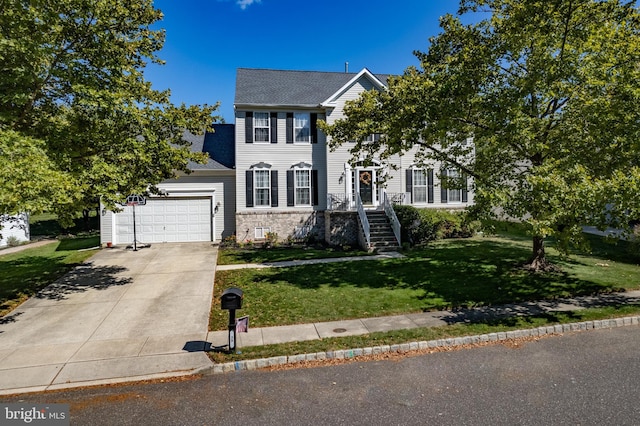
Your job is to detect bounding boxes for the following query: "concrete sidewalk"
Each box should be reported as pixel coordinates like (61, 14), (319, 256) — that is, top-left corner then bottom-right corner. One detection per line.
(208, 290), (640, 348)
(216, 251), (405, 271)
(0, 243), (217, 395)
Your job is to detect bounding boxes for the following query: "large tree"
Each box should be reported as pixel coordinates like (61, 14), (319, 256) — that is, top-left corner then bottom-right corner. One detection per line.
(323, 0), (640, 270)
(0, 0), (218, 224)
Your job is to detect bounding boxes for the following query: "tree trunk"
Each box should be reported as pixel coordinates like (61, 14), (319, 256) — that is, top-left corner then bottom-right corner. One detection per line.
(527, 235), (551, 271)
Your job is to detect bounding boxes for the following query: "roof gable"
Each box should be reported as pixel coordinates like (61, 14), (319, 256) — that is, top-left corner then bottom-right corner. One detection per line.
(321, 68), (387, 107)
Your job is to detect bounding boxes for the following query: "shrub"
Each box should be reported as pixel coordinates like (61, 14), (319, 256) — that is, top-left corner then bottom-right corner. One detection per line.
(6, 235), (21, 247)
(393, 205), (439, 246)
(393, 206), (479, 246)
(221, 234), (238, 248)
(264, 232), (278, 248)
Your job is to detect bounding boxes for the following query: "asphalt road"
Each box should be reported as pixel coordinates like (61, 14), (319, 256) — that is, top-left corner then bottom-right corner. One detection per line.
(4, 326), (640, 425)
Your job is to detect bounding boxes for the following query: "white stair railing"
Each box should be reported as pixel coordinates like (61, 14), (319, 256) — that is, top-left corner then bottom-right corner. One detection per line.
(356, 192), (370, 248)
(383, 193), (401, 246)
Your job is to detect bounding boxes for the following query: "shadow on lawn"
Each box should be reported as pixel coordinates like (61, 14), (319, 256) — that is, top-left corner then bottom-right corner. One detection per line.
(0, 255), (131, 313)
(438, 293), (640, 326)
(256, 239), (625, 311)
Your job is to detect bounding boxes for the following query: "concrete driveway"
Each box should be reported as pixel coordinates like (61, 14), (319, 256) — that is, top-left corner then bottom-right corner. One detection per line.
(0, 243), (217, 394)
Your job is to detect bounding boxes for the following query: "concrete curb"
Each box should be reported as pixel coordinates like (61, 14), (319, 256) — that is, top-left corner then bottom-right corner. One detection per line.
(200, 315), (640, 375)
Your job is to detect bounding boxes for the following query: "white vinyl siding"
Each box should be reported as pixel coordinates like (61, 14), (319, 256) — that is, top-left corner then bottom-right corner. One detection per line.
(235, 110), (327, 211)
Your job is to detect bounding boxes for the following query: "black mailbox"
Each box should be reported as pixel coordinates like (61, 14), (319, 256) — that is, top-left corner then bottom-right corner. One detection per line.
(221, 287), (243, 310)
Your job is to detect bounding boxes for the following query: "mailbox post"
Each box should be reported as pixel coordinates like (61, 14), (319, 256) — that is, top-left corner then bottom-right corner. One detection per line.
(220, 287), (243, 353)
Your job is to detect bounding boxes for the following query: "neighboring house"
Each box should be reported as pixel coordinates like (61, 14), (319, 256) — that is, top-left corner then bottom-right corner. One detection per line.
(99, 124), (236, 247)
(234, 67), (473, 247)
(0, 213), (30, 248)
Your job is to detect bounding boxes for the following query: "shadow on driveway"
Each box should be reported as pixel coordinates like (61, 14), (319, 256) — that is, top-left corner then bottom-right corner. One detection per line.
(34, 264), (132, 301)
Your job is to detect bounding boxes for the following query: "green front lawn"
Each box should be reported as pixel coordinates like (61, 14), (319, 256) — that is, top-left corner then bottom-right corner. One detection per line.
(210, 233), (640, 331)
(217, 246), (371, 265)
(0, 236), (100, 316)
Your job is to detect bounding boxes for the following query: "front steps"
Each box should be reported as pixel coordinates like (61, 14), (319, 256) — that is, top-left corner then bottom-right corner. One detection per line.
(364, 210), (400, 251)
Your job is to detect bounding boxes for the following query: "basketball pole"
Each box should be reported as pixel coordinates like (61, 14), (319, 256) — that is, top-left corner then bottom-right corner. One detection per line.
(132, 203), (138, 251)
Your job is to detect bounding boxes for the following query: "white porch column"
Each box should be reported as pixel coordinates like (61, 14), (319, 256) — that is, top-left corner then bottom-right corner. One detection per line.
(344, 163), (353, 209)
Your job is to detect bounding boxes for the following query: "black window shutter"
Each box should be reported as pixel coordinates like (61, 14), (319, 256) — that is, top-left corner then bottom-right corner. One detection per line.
(405, 169), (413, 204)
(286, 170), (294, 206)
(312, 169), (319, 206)
(286, 113), (293, 143)
(245, 112), (253, 143)
(311, 113), (318, 144)
(245, 170), (254, 207)
(441, 170), (448, 204)
(428, 169), (434, 203)
(271, 170), (278, 207)
(270, 112), (277, 144)
(462, 173), (468, 203)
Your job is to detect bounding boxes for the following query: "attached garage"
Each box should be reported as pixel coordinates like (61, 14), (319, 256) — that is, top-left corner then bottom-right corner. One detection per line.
(114, 196), (213, 245)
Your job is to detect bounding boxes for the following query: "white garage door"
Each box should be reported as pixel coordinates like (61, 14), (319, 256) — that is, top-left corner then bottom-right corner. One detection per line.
(115, 197), (212, 244)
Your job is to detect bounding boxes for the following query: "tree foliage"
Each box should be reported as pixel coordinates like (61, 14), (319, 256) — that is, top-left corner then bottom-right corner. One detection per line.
(322, 0), (640, 269)
(0, 0), (219, 224)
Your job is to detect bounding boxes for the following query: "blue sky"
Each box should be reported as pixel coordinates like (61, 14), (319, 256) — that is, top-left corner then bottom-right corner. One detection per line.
(146, 0), (462, 122)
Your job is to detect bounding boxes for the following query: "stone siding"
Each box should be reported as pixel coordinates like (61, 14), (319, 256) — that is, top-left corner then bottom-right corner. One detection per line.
(324, 211), (360, 247)
(236, 210), (324, 242)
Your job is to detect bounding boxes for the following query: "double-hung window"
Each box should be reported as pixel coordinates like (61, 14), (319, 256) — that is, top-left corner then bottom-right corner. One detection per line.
(364, 133), (381, 143)
(254, 169), (271, 206)
(443, 169), (463, 203)
(254, 112), (270, 143)
(294, 113), (310, 143)
(295, 169), (311, 206)
(413, 169), (428, 203)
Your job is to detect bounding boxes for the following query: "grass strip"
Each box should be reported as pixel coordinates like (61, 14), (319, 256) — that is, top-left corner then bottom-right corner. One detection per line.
(208, 304), (640, 363)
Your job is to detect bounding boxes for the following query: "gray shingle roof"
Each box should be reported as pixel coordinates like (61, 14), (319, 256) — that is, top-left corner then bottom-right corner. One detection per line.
(184, 124), (235, 171)
(235, 68), (389, 107)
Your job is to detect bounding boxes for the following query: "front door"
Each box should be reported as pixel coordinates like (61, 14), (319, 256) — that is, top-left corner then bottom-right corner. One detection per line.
(358, 170), (373, 205)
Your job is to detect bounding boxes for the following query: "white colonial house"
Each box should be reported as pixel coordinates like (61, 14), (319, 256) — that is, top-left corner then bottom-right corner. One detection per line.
(100, 67), (473, 250)
(234, 67), (472, 249)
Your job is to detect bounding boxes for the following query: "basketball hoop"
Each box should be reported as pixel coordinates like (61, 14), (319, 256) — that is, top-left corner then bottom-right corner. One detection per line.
(126, 194), (146, 206)
(125, 194), (146, 251)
